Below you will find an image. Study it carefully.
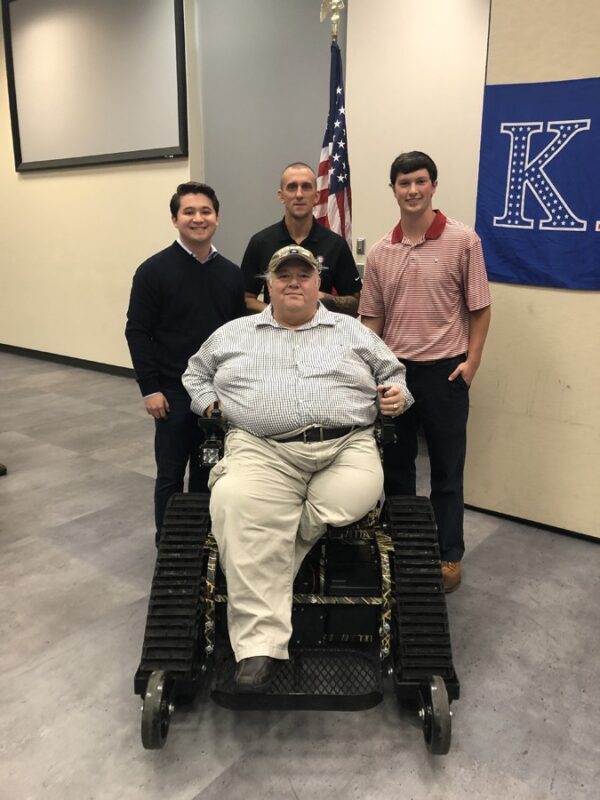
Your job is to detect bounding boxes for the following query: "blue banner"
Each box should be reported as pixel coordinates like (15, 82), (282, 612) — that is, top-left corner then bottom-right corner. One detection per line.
(475, 77), (600, 289)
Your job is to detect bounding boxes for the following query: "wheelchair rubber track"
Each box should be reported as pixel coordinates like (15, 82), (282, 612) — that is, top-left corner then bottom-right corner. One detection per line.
(386, 496), (460, 702)
(134, 493), (211, 697)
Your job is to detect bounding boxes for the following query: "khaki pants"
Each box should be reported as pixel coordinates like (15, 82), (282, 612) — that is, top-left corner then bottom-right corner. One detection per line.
(208, 427), (383, 661)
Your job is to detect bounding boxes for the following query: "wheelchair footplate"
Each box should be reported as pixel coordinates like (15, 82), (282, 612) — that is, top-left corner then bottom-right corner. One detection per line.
(212, 520), (386, 710)
(212, 646), (384, 711)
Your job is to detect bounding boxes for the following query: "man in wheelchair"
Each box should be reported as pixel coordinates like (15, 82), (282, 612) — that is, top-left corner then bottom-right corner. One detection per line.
(182, 245), (413, 692)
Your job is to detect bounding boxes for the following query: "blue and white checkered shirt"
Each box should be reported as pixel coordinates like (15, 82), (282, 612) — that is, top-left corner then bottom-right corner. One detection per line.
(183, 304), (413, 438)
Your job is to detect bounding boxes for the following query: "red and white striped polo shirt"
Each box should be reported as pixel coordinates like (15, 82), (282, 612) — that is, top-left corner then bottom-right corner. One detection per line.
(359, 211), (491, 360)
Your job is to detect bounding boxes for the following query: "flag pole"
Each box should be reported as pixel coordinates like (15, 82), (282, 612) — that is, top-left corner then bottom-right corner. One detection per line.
(320, 0), (345, 42)
(316, 0), (352, 247)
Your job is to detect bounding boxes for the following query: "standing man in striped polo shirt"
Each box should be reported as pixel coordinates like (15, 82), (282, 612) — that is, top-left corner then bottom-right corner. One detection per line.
(359, 151), (491, 593)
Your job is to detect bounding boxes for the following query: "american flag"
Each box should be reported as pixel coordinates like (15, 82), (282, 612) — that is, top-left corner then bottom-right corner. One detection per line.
(315, 41), (352, 247)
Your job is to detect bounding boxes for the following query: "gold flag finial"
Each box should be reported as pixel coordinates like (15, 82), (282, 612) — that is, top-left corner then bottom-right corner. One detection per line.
(320, 0), (345, 42)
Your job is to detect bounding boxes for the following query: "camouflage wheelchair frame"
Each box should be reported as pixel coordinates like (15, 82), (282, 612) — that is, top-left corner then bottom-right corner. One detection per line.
(134, 413), (459, 753)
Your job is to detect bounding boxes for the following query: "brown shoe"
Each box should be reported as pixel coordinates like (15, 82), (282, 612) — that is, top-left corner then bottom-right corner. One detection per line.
(441, 561), (462, 593)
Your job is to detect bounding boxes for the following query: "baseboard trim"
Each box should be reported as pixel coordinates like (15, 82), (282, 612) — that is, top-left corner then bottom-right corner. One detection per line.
(464, 504), (598, 543)
(2, 341), (598, 543)
(0, 343), (135, 379)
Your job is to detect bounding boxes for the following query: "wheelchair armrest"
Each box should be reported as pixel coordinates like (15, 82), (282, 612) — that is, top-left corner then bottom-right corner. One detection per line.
(376, 413), (397, 446)
(197, 415), (228, 438)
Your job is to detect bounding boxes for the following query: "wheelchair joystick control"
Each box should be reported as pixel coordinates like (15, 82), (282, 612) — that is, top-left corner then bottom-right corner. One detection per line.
(198, 401), (227, 466)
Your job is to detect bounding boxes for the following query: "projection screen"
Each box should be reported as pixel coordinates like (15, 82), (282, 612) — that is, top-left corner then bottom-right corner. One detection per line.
(2, 0), (187, 171)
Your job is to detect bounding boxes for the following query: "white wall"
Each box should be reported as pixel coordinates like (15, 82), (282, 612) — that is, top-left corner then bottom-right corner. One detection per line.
(0, 0), (343, 367)
(1, 0), (598, 535)
(467, 0), (600, 537)
(346, 0), (599, 537)
(0, 7), (190, 368)
(195, 0), (345, 264)
(346, 0), (490, 260)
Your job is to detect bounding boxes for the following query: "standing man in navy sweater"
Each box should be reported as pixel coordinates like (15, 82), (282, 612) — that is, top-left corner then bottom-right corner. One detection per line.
(126, 182), (245, 544)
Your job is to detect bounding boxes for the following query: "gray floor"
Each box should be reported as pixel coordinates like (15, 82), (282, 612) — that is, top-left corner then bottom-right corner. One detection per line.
(0, 351), (598, 800)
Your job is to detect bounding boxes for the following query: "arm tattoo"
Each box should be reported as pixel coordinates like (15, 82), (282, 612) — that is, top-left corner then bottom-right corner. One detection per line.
(330, 293), (360, 317)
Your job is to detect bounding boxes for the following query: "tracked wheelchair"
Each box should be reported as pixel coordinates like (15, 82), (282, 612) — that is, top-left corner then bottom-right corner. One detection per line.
(134, 411), (460, 754)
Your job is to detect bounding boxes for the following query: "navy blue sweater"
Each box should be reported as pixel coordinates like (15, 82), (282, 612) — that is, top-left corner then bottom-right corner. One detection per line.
(125, 243), (246, 396)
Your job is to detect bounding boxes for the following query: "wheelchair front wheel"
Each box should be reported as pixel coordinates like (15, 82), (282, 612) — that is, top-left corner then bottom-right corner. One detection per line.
(418, 675), (451, 755)
(141, 670), (175, 750)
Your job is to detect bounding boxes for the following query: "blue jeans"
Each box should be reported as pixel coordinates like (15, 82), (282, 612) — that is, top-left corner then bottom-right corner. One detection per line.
(154, 388), (208, 543)
(384, 355), (469, 562)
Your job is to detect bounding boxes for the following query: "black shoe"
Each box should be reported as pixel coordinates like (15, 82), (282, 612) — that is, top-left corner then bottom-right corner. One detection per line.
(234, 656), (278, 693)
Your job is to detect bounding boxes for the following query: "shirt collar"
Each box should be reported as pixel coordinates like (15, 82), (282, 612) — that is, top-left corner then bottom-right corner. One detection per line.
(176, 239), (218, 263)
(391, 210), (447, 244)
(254, 302), (337, 330)
(279, 216), (320, 243)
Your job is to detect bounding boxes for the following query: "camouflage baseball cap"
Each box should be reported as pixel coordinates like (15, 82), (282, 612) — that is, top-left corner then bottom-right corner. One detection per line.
(267, 245), (320, 274)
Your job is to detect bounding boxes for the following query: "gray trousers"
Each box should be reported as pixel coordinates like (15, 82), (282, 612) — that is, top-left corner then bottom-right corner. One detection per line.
(208, 427), (383, 661)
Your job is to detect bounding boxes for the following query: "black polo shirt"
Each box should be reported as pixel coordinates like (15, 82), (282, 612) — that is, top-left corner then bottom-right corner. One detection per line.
(240, 218), (361, 301)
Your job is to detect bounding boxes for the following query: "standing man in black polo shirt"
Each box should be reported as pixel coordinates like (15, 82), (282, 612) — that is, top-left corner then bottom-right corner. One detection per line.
(241, 162), (361, 315)
(125, 182), (246, 544)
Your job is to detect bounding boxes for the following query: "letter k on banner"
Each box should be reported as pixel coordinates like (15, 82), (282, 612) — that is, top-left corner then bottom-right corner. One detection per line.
(475, 77), (600, 289)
